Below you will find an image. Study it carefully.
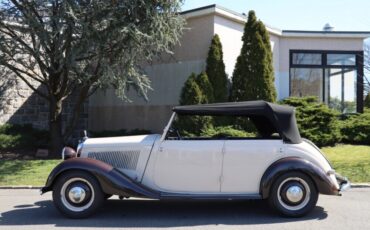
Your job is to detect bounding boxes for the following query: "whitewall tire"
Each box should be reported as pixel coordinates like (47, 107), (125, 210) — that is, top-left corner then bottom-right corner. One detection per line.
(52, 171), (104, 218)
(269, 172), (318, 217)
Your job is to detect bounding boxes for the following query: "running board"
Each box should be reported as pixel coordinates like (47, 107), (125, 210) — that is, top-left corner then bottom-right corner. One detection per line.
(160, 193), (262, 200)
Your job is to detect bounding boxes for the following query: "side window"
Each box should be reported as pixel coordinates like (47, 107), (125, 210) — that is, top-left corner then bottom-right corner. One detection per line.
(166, 115), (281, 140)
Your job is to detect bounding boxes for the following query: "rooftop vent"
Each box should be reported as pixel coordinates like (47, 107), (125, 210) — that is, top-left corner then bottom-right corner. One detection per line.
(323, 23), (334, 31)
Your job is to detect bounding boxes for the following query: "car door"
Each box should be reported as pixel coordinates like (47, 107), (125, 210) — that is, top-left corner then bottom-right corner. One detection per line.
(153, 140), (224, 193)
(221, 139), (284, 194)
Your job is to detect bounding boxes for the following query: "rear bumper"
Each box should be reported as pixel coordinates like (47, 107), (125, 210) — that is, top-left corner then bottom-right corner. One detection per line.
(336, 173), (351, 192)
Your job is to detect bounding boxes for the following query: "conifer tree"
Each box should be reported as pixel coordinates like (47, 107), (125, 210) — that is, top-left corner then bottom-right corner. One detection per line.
(206, 34), (228, 102)
(230, 11), (277, 102)
(179, 73), (203, 105)
(195, 72), (214, 103)
(177, 73), (212, 135)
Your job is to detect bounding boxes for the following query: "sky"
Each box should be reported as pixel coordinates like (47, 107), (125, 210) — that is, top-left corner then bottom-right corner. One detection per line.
(182, 0), (370, 31)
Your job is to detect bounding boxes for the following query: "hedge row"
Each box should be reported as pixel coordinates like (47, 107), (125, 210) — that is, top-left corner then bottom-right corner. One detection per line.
(1, 97), (368, 149)
(340, 110), (370, 145)
(0, 124), (49, 150)
(281, 96), (370, 146)
(0, 125), (151, 150)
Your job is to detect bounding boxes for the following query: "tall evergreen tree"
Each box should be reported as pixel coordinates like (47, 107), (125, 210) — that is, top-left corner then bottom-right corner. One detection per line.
(177, 73), (212, 135)
(206, 34), (228, 102)
(179, 73), (203, 105)
(230, 11), (277, 102)
(195, 72), (214, 103)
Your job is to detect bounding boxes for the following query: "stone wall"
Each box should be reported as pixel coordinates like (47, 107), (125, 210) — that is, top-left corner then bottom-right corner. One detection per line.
(0, 74), (88, 143)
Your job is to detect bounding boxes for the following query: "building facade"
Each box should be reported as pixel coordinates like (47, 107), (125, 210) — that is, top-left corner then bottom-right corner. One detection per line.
(88, 5), (370, 133)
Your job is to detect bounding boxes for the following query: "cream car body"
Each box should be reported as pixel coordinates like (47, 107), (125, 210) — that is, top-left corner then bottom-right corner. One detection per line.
(43, 101), (350, 218)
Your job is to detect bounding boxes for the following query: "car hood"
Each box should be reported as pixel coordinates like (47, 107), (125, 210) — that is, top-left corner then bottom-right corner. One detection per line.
(81, 134), (161, 149)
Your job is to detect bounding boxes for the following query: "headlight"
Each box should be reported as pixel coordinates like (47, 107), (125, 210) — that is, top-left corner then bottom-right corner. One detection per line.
(61, 147), (77, 160)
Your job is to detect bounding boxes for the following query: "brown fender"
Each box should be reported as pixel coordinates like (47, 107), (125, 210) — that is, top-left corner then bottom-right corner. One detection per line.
(260, 157), (339, 199)
(41, 157), (159, 198)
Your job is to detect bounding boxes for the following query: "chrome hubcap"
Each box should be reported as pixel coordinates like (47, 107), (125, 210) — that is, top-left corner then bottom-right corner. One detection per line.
(68, 186), (86, 204)
(60, 178), (95, 212)
(286, 185), (304, 203)
(277, 177), (311, 211)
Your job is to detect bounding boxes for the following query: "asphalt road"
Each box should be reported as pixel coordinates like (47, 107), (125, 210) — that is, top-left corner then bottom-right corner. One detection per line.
(0, 188), (369, 230)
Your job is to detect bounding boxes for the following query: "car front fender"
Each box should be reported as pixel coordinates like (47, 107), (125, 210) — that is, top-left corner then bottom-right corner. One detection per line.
(41, 157), (159, 198)
(260, 157), (339, 199)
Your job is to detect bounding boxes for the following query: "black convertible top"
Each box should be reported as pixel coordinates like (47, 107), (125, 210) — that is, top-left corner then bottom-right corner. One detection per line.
(173, 101), (302, 144)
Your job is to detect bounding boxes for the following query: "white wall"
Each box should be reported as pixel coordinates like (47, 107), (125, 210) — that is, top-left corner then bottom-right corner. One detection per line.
(214, 15), (283, 99)
(214, 15), (244, 77)
(269, 34), (281, 99)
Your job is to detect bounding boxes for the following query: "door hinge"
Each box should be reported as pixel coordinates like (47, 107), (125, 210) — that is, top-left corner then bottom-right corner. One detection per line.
(159, 147), (163, 152)
(279, 147), (283, 153)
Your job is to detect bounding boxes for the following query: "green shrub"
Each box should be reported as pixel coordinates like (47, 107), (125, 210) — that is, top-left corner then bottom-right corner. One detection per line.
(281, 97), (341, 146)
(0, 134), (22, 149)
(201, 126), (255, 138)
(0, 124), (49, 150)
(90, 129), (151, 137)
(340, 109), (370, 145)
(177, 72), (213, 135)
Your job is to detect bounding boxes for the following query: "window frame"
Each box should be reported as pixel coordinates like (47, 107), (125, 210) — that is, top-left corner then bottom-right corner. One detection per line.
(289, 50), (364, 113)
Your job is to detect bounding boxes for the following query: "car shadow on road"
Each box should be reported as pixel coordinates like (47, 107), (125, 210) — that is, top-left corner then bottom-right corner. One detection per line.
(0, 198), (328, 228)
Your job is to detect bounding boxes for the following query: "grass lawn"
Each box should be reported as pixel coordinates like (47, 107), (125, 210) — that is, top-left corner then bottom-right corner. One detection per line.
(321, 145), (370, 183)
(0, 159), (61, 186)
(0, 144), (369, 186)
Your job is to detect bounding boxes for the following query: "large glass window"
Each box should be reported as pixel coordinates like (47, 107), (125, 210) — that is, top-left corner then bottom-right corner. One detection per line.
(290, 50), (361, 113)
(292, 53), (322, 65)
(290, 68), (323, 99)
(325, 68), (357, 113)
(327, 54), (356, 66)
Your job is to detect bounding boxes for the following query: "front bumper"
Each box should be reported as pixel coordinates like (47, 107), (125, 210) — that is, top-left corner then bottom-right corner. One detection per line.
(336, 173), (351, 192)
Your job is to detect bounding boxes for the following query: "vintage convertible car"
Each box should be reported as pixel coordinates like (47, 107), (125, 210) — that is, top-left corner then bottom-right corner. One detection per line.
(41, 101), (350, 218)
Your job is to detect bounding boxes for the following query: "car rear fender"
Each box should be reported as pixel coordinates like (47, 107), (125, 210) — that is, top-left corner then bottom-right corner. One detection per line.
(41, 157), (159, 198)
(260, 157), (339, 199)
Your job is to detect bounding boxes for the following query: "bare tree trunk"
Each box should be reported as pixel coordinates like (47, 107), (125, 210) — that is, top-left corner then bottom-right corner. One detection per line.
(49, 96), (64, 158)
(63, 85), (92, 142)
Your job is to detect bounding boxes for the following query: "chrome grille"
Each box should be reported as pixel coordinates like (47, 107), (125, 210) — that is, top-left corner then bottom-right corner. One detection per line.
(87, 150), (140, 170)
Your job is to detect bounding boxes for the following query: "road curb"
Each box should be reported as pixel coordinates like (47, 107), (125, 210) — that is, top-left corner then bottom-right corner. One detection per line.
(351, 184), (370, 188)
(0, 184), (369, 189)
(0, 186), (42, 189)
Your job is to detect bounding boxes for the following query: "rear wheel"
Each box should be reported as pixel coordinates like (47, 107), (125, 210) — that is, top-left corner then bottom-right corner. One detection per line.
(52, 171), (104, 218)
(268, 172), (318, 217)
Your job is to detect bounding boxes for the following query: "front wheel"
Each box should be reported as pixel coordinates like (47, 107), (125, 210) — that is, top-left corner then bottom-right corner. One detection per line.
(268, 172), (318, 217)
(52, 171), (104, 218)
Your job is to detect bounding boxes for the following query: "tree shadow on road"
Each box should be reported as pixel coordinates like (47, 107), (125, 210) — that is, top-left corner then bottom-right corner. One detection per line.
(0, 198), (328, 228)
